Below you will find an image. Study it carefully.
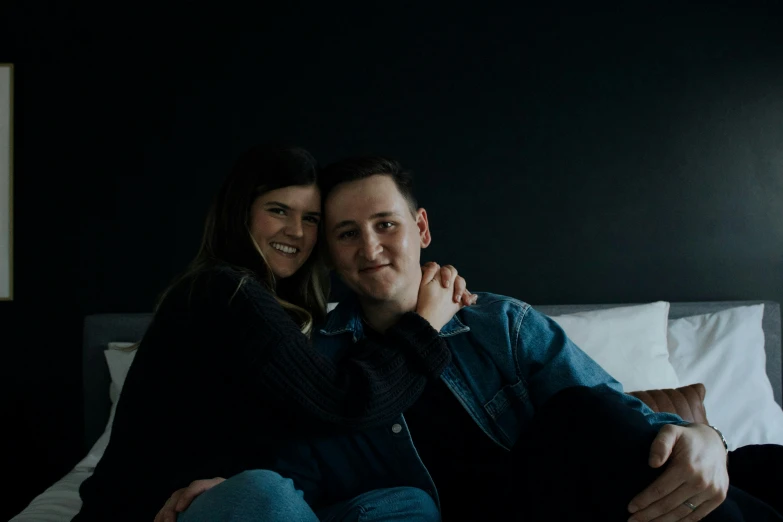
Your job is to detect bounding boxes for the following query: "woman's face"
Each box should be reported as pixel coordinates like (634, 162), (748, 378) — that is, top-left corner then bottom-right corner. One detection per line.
(249, 184), (321, 279)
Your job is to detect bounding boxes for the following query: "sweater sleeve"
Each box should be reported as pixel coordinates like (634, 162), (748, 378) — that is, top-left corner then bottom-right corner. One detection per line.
(188, 267), (451, 429)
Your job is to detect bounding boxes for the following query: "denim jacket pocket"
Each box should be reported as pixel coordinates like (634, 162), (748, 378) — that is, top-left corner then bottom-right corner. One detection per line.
(483, 379), (535, 447)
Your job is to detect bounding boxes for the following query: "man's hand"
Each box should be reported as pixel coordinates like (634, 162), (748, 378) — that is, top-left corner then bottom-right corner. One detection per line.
(416, 262), (477, 331)
(627, 424), (729, 521)
(153, 477), (225, 522)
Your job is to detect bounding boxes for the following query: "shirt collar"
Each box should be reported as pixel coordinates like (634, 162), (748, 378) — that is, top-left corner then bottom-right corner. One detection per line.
(319, 294), (470, 340)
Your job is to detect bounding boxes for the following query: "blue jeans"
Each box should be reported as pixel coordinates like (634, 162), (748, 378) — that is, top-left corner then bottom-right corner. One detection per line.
(178, 469), (440, 522)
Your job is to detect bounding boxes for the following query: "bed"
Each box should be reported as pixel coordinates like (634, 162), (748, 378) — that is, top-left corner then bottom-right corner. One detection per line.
(10, 300), (783, 521)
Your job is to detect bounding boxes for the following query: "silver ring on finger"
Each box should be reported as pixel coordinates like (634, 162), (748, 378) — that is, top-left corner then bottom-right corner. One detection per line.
(683, 501), (698, 511)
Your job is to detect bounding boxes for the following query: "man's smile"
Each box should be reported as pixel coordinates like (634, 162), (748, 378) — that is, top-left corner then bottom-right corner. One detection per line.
(360, 264), (391, 274)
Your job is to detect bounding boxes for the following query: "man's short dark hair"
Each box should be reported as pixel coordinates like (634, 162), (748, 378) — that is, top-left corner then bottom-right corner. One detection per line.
(319, 156), (419, 215)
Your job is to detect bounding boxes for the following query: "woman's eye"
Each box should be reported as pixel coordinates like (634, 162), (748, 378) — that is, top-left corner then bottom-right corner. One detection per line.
(269, 208), (286, 216)
(304, 216), (320, 224)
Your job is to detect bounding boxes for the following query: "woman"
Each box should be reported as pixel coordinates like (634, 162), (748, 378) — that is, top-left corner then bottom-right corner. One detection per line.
(73, 145), (474, 522)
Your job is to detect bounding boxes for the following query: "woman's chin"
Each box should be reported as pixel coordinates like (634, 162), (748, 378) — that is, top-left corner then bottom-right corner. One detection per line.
(269, 262), (301, 280)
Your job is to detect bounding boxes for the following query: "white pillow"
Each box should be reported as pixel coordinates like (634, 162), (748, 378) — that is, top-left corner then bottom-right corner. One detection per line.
(104, 341), (137, 402)
(550, 302), (680, 392)
(76, 343), (138, 469)
(667, 304), (783, 450)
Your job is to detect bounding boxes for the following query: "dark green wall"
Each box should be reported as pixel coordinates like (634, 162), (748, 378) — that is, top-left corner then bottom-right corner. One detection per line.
(2, 2), (782, 518)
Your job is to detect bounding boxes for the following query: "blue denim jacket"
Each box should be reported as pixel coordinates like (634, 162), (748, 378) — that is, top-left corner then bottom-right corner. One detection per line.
(282, 293), (685, 509)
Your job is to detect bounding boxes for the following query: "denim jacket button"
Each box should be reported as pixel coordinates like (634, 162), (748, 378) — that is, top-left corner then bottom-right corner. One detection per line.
(391, 423), (402, 434)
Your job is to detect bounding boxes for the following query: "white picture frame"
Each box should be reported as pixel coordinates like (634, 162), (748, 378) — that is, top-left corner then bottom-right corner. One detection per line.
(0, 64), (13, 300)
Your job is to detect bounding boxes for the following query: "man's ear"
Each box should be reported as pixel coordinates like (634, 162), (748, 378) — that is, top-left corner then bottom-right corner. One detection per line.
(416, 208), (432, 248)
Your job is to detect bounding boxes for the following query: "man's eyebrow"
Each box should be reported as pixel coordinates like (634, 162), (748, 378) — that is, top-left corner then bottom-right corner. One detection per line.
(264, 201), (321, 216)
(332, 220), (356, 231)
(332, 211), (398, 232)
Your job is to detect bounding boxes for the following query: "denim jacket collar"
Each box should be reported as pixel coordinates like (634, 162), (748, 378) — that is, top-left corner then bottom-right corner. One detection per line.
(319, 295), (471, 340)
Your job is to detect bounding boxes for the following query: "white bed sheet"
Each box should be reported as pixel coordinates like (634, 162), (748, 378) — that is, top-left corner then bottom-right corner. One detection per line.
(10, 467), (91, 522)
(11, 409), (113, 522)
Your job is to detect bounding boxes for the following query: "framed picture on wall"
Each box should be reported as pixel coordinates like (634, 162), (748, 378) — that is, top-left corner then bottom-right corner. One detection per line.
(0, 64), (12, 300)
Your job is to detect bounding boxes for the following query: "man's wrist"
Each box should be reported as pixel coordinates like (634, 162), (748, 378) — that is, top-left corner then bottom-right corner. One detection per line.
(707, 424), (729, 455)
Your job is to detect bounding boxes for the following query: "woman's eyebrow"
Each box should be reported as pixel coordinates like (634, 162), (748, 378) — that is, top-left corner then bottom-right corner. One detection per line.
(264, 201), (291, 208)
(264, 201), (321, 216)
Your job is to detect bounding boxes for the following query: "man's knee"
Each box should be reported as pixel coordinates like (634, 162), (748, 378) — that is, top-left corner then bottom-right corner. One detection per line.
(527, 385), (657, 463)
(535, 386), (602, 425)
(540, 386), (649, 429)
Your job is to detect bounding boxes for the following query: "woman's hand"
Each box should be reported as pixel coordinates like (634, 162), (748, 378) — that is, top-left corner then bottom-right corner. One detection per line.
(416, 262), (477, 331)
(153, 477), (225, 522)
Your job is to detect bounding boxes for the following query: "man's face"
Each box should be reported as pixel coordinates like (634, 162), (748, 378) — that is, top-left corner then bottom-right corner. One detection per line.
(325, 174), (431, 305)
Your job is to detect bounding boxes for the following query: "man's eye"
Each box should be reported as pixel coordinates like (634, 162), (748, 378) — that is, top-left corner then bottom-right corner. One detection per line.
(268, 208), (286, 216)
(338, 230), (358, 240)
(378, 222), (395, 230)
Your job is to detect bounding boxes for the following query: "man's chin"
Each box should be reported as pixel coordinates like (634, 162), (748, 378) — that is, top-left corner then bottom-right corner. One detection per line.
(361, 291), (394, 303)
(354, 284), (395, 303)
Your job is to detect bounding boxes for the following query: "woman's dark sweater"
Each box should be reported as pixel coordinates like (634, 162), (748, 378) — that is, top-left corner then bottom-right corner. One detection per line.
(73, 265), (450, 521)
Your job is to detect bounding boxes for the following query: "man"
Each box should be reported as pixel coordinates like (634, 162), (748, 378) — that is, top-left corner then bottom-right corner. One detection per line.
(297, 156), (778, 521)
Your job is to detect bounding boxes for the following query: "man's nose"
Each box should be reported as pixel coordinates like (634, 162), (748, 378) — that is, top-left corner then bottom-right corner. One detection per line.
(360, 235), (383, 261)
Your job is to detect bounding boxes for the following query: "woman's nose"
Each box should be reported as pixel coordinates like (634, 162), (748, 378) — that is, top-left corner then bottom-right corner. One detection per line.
(285, 219), (304, 238)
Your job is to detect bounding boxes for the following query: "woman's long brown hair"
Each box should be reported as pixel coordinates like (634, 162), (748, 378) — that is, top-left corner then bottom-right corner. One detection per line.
(158, 144), (329, 335)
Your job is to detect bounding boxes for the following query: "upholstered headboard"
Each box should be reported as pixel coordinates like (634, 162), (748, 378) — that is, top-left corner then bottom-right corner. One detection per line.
(81, 301), (782, 452)
(82, 313), (153, 452)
